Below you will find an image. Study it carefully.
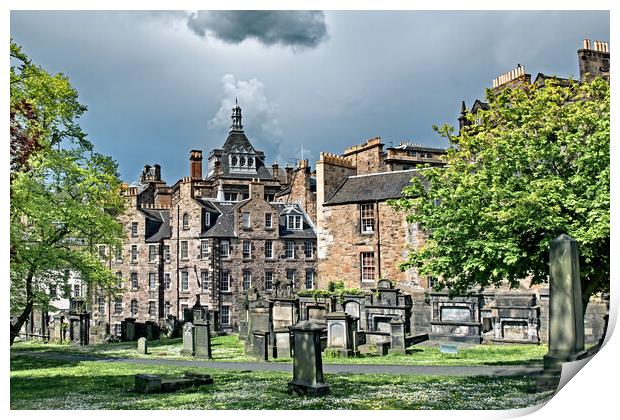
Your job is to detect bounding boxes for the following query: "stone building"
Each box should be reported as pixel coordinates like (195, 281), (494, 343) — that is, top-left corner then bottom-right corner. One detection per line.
(315, 39), (610, 344)
(90, 104), (317, 335)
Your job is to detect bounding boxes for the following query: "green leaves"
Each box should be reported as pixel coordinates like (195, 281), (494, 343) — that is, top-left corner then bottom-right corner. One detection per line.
(10, 40), (126, 315)
(393, 78), (610, 299)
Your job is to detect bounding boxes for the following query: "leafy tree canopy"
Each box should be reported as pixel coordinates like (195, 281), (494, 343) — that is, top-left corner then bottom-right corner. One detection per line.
(10, 40), (126, 344)
(391, 77), (609, 307)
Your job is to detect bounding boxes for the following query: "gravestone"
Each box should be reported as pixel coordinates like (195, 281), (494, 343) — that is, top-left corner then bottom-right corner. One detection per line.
(272, 302), (296, 358)
(537, 234), (588, 391)
(124, 318), (136, 341)
(135, 372), (213, 394)
(389, 318), (406, 354)
(194, 318), (212, 359)
(252, 331), (270, 361)
(181, 322), (194, 356)
(137, 337), (148, 354)
(287, 321), (330, 396)
(325, 312), (358, 357)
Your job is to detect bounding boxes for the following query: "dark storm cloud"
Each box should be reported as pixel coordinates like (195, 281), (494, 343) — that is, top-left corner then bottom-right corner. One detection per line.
(187, 11), (328, 48)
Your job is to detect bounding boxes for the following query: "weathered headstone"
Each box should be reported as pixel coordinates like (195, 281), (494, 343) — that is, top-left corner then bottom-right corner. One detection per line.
(194, 319), (212, 359)
(325, 312), (358, 357)
(252, 331), (270, 361)
(537, 234), (588, 391)
(134, 372), (213, 394)
(137, 337), (148, 354)
(389, 318), (406, 354)
(288, 321), (330, 396)
(181, 322), (194, 356)
(124, 318), (136, 341)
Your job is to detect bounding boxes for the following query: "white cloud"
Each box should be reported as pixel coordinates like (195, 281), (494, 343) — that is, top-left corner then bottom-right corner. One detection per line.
(210, 74), (284, 162)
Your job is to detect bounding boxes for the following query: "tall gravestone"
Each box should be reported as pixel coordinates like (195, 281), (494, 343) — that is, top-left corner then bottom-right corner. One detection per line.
(537, 234), (588, 391)
(545, 234), (587, 368)
(325, 312), (358, 357)
(193, 306), (212, 359)
(181, 322), (194, 356)
(288, 321), (330, 396)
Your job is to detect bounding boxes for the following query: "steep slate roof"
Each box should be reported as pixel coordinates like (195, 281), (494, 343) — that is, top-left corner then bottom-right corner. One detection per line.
(200, 199), (315, 239)
(206, 130), (273, 181)
(324, 169), (427, 206)
(139, 208), (172, 242)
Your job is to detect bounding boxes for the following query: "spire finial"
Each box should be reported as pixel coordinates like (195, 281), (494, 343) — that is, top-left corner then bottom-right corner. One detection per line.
(231, 100), (243, 131)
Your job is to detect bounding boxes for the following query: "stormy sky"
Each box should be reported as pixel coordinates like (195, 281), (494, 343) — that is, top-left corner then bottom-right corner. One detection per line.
(10, 10), (610, 184)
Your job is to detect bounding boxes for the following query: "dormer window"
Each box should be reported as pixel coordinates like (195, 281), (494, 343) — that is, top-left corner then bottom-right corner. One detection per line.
(229, 151), (257, 174)
(247, 157), (254, 166)
(239, 156), (246, 166)
(231, 156), (238, 166)
(287, 215), (302, 230)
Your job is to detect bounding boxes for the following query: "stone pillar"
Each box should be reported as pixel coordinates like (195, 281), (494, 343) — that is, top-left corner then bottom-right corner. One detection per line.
(288, 321), (330, 396)
(544, 234), (587, 369)
(389, 318), (406, 354)
(537, 234), (588, 391)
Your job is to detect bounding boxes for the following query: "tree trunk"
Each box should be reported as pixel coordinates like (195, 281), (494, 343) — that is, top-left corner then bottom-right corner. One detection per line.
(10, 269), (34, 346)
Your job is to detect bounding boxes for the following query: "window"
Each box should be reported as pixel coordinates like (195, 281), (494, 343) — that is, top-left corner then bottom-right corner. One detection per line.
(115, 271), (122, 284)
(98, 245), (106, 260)
(149, 273), (157, 290)
(115, 245), (123, 262)
(242, 212), (251, 228)
(164, 301), (171, 317)
(243, 272), (251, 290)
(360, 204), (375, 233)
(131, 245), (138, 263)
(264, 240), (273, 259)
(265, 194), (275, 202)
(204, 212), (211, 227)
(113, 323), (122, 336)
(201, 271), (209, 292)
(428, 277), (438, 289)
(182, 213), (189, 229)
(286, 240), (295, 259)
(265, 272), (273, 291)
(181, 271), (189, 291)
(361, 252), (376, 282)
(265, 213), (273, 228)
(242, 240), (251, 259)
(180, 241), (188, 259)
(97, 296), (105, 314)
(130, 272), (138, 290)
(287, 269), (295, 283)
(305, 270), (315, 290)
(131, 222), (138, 237)
(304, 241), (313, 259)
(164, 273), (171, 290)
(149, 301), (157, 317)
(148, 245), (157, 262)
(114, 299), (122, 314)
(220, 240), (230, 258)
(287, 215), (302, 230)
(201, 240), (208, 259)
(220, 272), (230, 292)
(221, 306), (230, 325)
(224, 192), (237, 201)
(130, 300), (138, 316)
(164, 245), (171, 263)
(73, 284), (81, 298)
(49, 284), (57, 299)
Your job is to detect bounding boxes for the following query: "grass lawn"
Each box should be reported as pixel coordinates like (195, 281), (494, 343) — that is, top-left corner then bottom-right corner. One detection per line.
(10, 354), (552, 410)
(12, 334), (547, 366)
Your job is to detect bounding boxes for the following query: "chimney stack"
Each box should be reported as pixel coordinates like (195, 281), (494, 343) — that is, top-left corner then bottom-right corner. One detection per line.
(579, 39), (610, 81)
(189, 150), (203, 179)
(272, 162), (280, 179)
(249, 178), (264, 200)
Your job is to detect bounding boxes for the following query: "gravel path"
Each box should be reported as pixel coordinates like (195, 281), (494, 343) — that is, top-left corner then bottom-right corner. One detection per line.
(12, 351), (542, 377)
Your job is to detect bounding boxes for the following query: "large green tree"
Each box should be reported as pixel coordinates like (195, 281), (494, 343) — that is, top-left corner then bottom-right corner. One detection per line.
(10, 41), (125, 345)
(391, 77), (609, 311)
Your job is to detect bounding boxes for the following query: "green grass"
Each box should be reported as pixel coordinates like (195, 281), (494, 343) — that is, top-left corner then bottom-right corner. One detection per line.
(10, 354), (552, 410)
(12, 335), (547, 366)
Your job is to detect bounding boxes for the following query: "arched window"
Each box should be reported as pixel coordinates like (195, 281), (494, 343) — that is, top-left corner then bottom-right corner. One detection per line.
(247, 157), (254, 167)
(240, 156), (246, 166)
(231, 156), (238, 166)
(182, 213), (189, 229)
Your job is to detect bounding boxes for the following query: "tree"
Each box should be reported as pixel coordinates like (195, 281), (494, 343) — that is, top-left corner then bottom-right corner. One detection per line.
(10, 41), (126, 345)
(391, 77), (609, 312)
